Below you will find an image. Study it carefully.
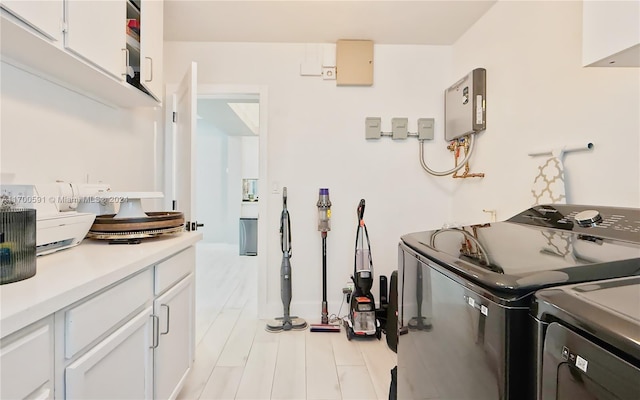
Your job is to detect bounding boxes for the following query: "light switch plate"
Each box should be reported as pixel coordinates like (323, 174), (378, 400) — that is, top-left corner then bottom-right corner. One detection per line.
(418, 118), (435, 140)
(392, 118), (408, 139)
(365, 117), (381, 139)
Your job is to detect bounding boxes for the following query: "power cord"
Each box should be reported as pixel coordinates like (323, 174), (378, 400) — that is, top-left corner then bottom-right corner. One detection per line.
(328, 292), (350, 325)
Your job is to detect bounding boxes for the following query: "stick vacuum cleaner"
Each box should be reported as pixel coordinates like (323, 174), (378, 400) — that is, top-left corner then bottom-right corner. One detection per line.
(266, 187), (307, 332)
(310, 188), (340, 333)
(344, 199), (381, 340)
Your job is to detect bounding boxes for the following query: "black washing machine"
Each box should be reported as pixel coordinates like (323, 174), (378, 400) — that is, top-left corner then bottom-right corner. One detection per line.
(398, 204), (640, 400)
(532, 276), (640, 400)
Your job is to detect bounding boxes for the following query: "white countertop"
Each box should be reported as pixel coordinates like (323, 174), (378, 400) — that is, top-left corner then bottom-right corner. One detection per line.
(0, 231), (202, 338)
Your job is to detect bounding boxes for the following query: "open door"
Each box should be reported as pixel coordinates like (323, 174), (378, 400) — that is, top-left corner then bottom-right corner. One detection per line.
(173, 62), (201, 231)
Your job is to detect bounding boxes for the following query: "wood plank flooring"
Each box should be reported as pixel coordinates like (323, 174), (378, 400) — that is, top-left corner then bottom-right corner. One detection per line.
(177, 243), (397, 400)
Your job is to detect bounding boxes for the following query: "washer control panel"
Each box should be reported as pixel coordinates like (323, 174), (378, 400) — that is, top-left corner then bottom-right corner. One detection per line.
(508, 204), (640, 243)
(574, 209), (603, 227)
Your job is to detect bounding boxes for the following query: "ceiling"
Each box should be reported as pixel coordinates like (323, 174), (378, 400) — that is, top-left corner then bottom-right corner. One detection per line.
(164, 1), (497, 45)
(198, 97), (259, 136)
(178, 1), (497, 135)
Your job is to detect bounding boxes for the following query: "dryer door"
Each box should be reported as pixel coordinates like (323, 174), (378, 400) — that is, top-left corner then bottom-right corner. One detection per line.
(541, 322), (640, 399)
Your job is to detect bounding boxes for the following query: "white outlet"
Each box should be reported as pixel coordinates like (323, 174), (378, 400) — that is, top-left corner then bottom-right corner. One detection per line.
(322, 67), (336, 80)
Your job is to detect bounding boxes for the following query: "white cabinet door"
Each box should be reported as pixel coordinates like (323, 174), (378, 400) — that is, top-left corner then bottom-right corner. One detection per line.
(65, 307), (153, 400)
(0, 0), (63, 43)
(154, 275), (194, 400)
(139, 0), (163, 101)
(64, 0), (126, 79)
(0, 316), (54, 400)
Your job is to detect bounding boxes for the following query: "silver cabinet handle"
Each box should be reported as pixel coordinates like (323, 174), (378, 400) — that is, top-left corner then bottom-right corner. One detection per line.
(145, 57), (153, 82)
(161, 304), (170, 335)
(150, 314), (159, 348)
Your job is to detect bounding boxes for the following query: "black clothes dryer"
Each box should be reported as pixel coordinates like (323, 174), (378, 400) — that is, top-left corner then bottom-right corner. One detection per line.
(398, 204), (640, 400)
(532, 276), (640, 400)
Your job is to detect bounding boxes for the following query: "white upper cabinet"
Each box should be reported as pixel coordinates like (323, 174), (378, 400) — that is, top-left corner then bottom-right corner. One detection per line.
(65, 0), (127, 79)
(0, 0), (162, 107)
(582, 0), (640, 67)
(139, 0), (164, 100)
(0, 0), (63, 44)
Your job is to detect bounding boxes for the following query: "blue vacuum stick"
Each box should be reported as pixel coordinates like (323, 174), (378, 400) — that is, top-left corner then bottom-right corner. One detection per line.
(310, 188), (341, 333)
(266, 188), (307, 332)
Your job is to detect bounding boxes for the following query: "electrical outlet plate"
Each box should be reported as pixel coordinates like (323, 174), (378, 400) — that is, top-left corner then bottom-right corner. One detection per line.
(392, 117), (408, 139)
(365, 117), (381, 139)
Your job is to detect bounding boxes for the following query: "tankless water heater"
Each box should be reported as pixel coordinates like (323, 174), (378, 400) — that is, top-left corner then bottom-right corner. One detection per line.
(445, 68), (486, 141)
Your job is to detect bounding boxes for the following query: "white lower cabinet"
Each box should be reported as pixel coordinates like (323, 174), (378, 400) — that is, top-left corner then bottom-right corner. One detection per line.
(0, 316), (54, 400)
(0, 246), (195, 400)
(65, 307), (154, 399)
(53, 246), (196, 400)
(154, 275), (195, 400)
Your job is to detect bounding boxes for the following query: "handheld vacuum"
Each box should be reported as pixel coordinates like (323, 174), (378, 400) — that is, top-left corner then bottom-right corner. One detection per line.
(266, 187), (307, 332)
(344, 199), (381, 340)
(310, 188), (340, 333)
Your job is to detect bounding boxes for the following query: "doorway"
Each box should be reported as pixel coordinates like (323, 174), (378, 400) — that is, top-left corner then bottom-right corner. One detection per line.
(195, 93), (259, 246)
(195, 84), (269, 314)
(165, 79), (269, 321)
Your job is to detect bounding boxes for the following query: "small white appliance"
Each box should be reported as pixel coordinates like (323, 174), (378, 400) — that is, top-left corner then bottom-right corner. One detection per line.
(1, 183), (97, 255)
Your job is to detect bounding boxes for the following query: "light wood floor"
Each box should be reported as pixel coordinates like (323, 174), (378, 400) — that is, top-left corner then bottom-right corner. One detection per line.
(177, 243), (397, 400)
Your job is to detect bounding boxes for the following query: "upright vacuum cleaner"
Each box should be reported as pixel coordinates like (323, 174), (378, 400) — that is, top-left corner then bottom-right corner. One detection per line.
(345, 199), (381, 340)
(266, 187), (307, 332)
(310, 188), (340, 333)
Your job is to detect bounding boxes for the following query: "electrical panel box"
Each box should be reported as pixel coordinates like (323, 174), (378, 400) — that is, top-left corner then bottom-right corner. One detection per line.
(365, 117), (381, 139)
(445, 68), (486, 141)
(391, 118), (408, 139)
(417, 118), (435, 140)
(336, 40), (373, 86)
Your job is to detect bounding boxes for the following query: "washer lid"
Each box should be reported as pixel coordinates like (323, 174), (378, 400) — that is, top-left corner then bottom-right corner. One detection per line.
(401, 205), (640, 296)
(569, 277), (640, 324)
(534, 276), (640, 363)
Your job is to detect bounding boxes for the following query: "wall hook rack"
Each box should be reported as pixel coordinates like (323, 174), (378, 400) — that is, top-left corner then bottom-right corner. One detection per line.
(528, 142), (594, 158)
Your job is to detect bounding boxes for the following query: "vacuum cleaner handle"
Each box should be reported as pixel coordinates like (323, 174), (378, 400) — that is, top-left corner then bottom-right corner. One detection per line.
(357, 199), (366, 222)
(281, 187), (291, 255)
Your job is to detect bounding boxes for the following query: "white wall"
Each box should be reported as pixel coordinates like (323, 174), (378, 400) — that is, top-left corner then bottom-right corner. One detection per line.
(1, 62), (161, 198)
(450, 0), (640, 223)
(195, 123), (259, 244)
(241, 136), (259, 178)
(164, 42), (455, 318)
(226, 136), (242, 244)
(196, 120), (228, 243)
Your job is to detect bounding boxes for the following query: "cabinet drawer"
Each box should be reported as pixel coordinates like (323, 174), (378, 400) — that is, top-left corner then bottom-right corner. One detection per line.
(0, 315), (54, 400)
(65, 268), (153, 359)
(154, 246), (195, 295)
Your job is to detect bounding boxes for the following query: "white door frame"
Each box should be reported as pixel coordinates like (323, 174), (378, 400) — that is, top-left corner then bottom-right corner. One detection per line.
(163, 83), (269, 317)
